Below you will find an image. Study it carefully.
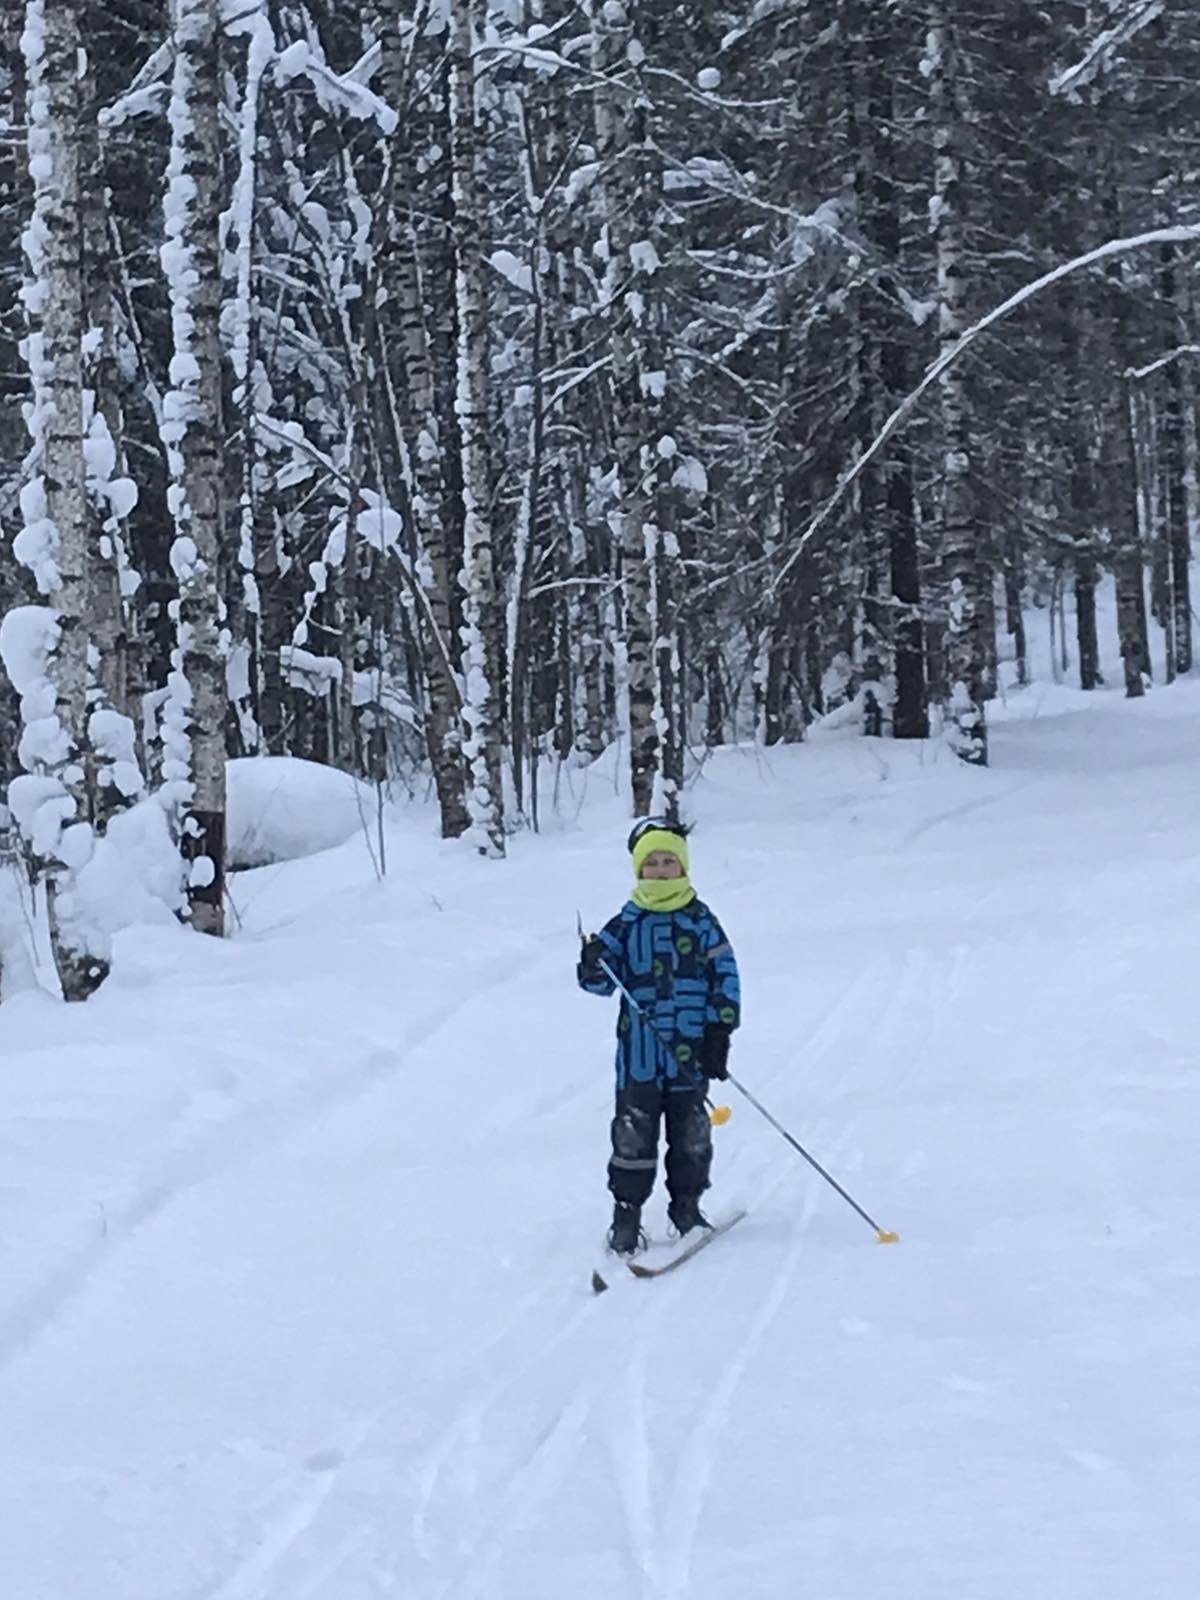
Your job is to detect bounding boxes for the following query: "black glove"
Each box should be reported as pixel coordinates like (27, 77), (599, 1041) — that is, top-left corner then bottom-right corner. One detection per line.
(578, 935), (606, 984)
(700, 1024), (731, 1080)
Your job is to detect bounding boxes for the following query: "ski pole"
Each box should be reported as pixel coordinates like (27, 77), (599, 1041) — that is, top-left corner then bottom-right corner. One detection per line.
(726, 1073), (899, 1244)
(578, 921), (733, 1126)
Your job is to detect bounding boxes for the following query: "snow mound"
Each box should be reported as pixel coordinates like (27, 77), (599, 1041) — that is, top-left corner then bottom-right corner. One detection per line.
(227, 756), (374, 870)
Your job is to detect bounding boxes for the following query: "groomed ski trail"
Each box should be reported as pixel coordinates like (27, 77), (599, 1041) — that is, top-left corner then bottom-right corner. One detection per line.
(5, 689), (1200, 1597)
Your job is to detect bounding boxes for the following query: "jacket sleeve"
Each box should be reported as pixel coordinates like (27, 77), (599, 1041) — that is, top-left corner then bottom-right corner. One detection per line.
(577, 913), (626, 997)
(702, 914), (741, 1030)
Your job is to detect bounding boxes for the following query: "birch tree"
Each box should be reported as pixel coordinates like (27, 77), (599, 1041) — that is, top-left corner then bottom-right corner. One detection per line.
(928, 6), (987, 765)
(5, 0), (110, 1000)
(449, 0), (505, 854)
(377, 1), (470, 839)
(1156, 246), (1192, 676)
(159, 0), (226, 933)
(593, 0), (670, 817)
(226, 2), (272, 755)
(874, 13), (926, 741)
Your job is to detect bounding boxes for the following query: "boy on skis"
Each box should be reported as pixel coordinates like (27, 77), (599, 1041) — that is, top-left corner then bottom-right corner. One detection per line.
(578, 820), (741, 1256)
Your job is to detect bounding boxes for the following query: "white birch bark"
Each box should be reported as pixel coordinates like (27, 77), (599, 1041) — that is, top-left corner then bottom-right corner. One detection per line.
(79, 46), (138, 742)
(160, 0), (227, 933)
(391, 225), (470, 835)
(593, 0), (661, 816)
(374, 0), (469, 837)
(10, 0), (109, 1000)
(228, 9), (273, 754)
(375, 9), (468, 835)
(928, 9), (987, 765)
(449, 0), (505, 856)
(566, 462), (608, 762)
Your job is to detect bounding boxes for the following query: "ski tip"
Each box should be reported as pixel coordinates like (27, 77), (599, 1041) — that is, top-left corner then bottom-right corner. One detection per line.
(591, 1269), (610, 1294)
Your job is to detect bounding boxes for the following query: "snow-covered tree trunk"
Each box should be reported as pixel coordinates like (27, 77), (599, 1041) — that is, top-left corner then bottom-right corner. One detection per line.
(846, 9), (886, 734)
(1110, 413), (1149, 698)
(928, 9), (987, 766)
(338, 415), (363, 774)
(566, 459), (608, 762)
(79, 47), (136, 739)
(448, 0), (505, 855)
(653, 432), (684, 805)
(390, 225), (469, 836)
(505, 158), (546, 820)
(614, 353), (659, 814)
(375, 0), (468, 837)
(868, 7), (926, 739)
(8, 0), (109, 1000)
(1100, 179), (1148, 699)
(1158, 249), (1192, 675)
(1063, 287), (1101, 692)
(228, 7), (272, 756)
(1002, 524), (1029, 688)
(760, 478), (807, 747)
(1074, 552), (1101, 690)
(255, 507), (289, 751)
(594, 0), (663, 816)
(160, 0), (226, 934)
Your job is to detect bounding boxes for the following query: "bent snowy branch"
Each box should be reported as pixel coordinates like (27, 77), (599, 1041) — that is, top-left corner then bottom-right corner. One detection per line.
(772, 222), (1200, 596)
(1049, 1), (1163, 97)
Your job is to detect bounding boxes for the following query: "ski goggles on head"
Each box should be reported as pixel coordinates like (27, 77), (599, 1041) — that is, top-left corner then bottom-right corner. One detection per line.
(626, 815), (690, 854)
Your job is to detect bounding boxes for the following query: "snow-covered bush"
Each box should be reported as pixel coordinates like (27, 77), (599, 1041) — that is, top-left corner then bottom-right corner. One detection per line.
(226, 756), (376, 870)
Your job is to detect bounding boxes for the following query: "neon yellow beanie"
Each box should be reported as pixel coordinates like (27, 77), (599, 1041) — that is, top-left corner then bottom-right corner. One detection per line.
(631, 827), (690, 879)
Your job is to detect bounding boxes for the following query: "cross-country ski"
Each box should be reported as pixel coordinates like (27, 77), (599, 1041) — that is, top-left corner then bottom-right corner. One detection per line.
(592, 1211), (747, 1294)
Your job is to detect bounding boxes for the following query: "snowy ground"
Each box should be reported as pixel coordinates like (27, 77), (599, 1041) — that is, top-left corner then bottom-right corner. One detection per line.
(4, 675), (1200, 1599)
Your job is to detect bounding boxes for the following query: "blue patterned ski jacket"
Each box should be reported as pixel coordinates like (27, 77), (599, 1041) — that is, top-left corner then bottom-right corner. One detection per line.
(579, 898), (741, 1089)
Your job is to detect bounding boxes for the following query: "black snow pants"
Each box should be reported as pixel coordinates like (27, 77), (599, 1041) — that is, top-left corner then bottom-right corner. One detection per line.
(608, 1078), (712, 1207)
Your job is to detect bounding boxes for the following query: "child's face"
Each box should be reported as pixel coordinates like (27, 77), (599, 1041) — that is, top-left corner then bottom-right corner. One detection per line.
(640, 849), (683, 880)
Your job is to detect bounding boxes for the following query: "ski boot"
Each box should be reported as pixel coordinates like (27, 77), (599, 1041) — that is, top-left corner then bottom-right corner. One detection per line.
(668, 1196), (712, 1238)
(607, 1200), (646, 1256)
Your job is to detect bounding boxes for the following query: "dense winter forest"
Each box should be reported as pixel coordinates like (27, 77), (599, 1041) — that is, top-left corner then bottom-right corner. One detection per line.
(0, 0), (1197, 997)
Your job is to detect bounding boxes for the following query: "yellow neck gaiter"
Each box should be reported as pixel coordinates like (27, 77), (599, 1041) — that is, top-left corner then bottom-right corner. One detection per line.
(632, 877), (696, 912)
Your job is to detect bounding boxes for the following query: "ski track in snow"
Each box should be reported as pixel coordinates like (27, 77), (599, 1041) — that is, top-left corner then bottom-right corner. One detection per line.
(403, 922), (905, 1596)
(657, 1145), (834, 1600)
(0, 899), (990, 1597)
(8, 685), (1200, 1599)
(604, 1256), (675, 1599)
(897, 771), (1039, 848)
(599, 1122), (855, 1600)
(409, 1289), (596, 1565)
(199, 1417), (374, 1600)
(429, 1391), (594, 1600)
(0, 933), (568, 1379)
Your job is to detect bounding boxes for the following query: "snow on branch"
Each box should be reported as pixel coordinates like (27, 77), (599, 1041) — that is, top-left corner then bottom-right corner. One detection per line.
(97, 41), (173, 128)
(771, 222), (1200, 596)
(104, 7), (401, 136)
(255, 412), (348, 487)
(1049, 0), (1162, 97)
(275, 38), (398, 134)
(1125, 344), (1200, 382)
(472, 20), (607, 86)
